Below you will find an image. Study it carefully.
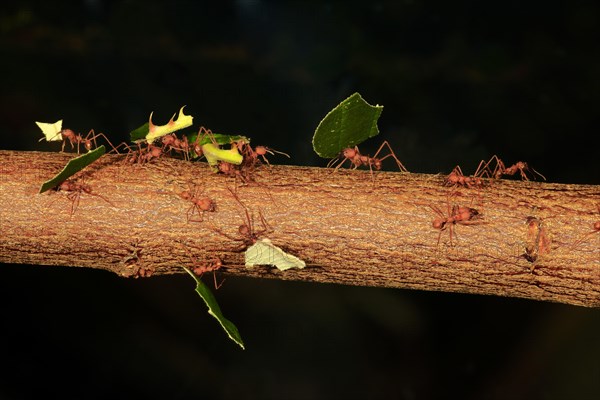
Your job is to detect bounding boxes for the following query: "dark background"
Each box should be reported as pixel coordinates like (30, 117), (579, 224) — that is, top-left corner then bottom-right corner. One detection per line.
(1, 1), (599, 399)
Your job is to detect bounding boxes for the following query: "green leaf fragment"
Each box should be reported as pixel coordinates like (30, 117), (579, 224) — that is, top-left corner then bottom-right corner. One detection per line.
(312, 92), (383, 158)
(129, 122), (150, 143)
(39, 145), (106, 193)
(182, 267), (245, 350)
(202, 143), (243, 167)
(245, 239), (306, 271)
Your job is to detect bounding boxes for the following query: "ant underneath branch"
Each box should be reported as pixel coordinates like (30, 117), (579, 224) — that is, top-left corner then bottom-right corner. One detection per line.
(430, 201), (483, 248)
(54, 178), (114, 216)
(211, 188), (273, 249)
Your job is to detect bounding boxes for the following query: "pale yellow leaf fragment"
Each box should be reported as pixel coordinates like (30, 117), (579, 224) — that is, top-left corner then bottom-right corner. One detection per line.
(36, 120), (63, 141)
(146, 105), (194, 143)
(245, 239), (306, 271)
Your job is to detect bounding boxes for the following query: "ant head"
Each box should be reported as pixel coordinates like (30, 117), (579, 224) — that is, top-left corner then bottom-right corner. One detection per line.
(179, 190), (192, 200)
(193, 144), (203, 157)
(218, 161), (233, 173)
(61, 129), (75, 139)
(594, 221), (600, 231)
(238, 224), (250, 236)
(149, 145), (162, 157)
(343, 147), (357, 158)
(162, 134), (176, 145)
(432, 219), (445, 230)
(255, 146), (267, 156)
(84, 139), (93, 151)
(198, 198), (216, 212)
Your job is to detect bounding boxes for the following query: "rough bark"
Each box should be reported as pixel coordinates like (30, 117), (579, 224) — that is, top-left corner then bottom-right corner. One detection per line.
(1, 150), (598, 307)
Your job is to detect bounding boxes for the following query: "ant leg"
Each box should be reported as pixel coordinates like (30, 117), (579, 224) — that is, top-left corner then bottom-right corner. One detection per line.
(88, 130), (119, 153)
(373, 141), (408, 172)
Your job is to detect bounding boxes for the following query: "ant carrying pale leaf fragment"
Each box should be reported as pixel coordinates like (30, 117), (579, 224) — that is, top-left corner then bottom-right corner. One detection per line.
(245, 239), (306, 271)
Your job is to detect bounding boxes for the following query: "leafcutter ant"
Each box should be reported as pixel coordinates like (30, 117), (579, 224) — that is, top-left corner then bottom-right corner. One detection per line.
(485, 155), (546, 181)
(211, 187), (273, 249)
(42, 128), (117, 154)
(444, 161), (488, 189)
(177, 183), (216, 223)
(54, 177), (114, 216)
(179, 241), (225, 289)
(430, 201), (483, 248)
(327, 140), (408, 175)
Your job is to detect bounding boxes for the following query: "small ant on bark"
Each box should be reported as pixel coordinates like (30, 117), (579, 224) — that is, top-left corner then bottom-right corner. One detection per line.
(54, 178), (114, 216)
(212, 187), (272, 249)
(178, 183), (216, 223)
(485, 155), (546, 181)
(430, 202), (482, 247)
(444, 161), (488, 188)
(328, 140), (408, 175)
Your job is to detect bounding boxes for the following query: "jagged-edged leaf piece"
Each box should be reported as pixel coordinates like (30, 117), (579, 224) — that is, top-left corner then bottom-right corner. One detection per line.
(130, 106), (194, 143)
(312, 92), (383, 158)
(183, 267), (245, 350)
(39, 145), (106, 193)
(245, 239), (306, 271)
(36, 120), (63, 142)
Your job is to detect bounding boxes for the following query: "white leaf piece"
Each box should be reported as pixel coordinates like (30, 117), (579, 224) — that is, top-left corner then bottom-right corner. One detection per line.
(245, 239), (306, 271)
(36, 120), (63, 141)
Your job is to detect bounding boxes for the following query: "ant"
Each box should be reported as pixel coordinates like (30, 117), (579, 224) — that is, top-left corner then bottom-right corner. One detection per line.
(42, 128), (116, 154)
(444, 161), (489, 189)
(237, 142), (290, 168)
(328, 140), (408, 175)
(161, 133), (192, 160)
(211, 187), (272, 249)
(54, 177), (114, 216)
(180, 242), (225, 289)
(113, 142), (164, 164)
(430, 201), (482, 248)
(178, 183), (216, 223)
(485, 155), (546, 181)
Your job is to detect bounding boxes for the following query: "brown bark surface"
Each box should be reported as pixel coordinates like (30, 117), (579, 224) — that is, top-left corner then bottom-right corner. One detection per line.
(1, 150), (599, 307)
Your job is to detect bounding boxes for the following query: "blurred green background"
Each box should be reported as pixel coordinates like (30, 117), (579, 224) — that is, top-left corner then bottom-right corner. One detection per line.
(1, 1), (599, 399)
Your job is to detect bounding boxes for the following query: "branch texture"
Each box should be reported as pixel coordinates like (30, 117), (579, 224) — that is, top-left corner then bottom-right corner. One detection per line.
(1, 150), (599, 307)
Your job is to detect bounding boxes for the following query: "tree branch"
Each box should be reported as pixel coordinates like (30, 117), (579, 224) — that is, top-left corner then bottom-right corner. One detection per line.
(1, 150), (599, 307)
